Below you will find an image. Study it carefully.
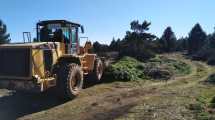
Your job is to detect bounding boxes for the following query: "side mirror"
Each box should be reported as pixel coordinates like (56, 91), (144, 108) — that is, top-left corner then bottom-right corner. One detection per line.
(81, 25), (84, 34)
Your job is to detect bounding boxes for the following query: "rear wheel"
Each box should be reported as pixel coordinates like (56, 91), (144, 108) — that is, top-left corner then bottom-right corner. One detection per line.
(57, 63), (83, 99)
(91, 59), (104, 83)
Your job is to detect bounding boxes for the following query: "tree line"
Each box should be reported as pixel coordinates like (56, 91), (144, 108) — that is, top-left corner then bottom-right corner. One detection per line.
(0, 19), (10, 44)
(93, 20), (215, 64)
(1, 18), (215, 64)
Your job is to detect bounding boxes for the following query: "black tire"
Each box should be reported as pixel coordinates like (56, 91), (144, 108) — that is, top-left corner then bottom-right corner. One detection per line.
(91, 59), (104, 83)
(57, 63), (83, 100)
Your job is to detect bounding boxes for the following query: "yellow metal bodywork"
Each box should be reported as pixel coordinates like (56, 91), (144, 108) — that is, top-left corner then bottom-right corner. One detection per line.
(30, 42), (66, 79)
(30, 41), (96, 78)
(0, 41), (96, 92)
(32, 49), (60, 78)
(32, 49), (45, 77)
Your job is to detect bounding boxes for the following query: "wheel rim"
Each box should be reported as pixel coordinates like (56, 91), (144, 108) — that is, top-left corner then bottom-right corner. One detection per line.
(70, 71), (82, 94)
(96, 62), (103, 80)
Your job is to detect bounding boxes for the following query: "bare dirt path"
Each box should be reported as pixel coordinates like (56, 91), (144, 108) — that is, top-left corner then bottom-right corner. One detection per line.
(0, 54), (214, 120)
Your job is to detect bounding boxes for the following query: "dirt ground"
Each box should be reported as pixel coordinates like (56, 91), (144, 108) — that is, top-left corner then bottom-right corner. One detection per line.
(0, 54), (215, 120)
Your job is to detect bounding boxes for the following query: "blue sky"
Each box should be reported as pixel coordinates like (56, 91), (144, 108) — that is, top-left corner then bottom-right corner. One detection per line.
(0, 0), (215, 44)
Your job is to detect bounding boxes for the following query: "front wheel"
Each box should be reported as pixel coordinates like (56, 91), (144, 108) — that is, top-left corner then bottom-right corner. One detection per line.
(57, 63), (83, 100)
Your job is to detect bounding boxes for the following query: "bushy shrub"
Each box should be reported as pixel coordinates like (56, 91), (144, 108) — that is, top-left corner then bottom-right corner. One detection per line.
(119, 45), (155, 62)
(144, 65), (173, 80)
(192, 49), (212, 61)
(192, 47), (215, 66)
(169, 60), (191, 75)
(188, 103), (204, 111)
(207, 56), (215, 65)
(205, 74), (215, 84)
(210, 97), (215, 108)
(104, 57), (146, 82)
(104, 56), (191, 82)
(149, 56), (191, 76)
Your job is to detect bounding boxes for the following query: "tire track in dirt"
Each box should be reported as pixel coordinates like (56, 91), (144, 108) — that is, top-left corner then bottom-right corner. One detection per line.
(19, 54), (215, 120)
(73, 54), (214, 120)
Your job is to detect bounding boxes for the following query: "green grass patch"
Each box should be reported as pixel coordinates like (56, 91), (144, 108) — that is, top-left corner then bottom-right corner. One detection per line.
(188, 88), (215, 120)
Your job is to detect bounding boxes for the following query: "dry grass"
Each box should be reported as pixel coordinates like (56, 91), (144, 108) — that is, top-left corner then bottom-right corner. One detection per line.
(18, 53), (215, 120)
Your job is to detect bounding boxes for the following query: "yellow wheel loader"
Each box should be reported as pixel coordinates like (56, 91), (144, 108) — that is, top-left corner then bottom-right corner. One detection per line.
(0, 20), (104, 99)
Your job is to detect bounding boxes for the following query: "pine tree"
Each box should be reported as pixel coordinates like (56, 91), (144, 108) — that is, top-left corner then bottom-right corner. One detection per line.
(160, 27), (177, 52)
(130, 20), (151, 34)
(176, 37), (188, 51)
(208, 31), (215, 49)
(0, 20), (10, 44)
(120, 20), (156, 61)
(188, 23), (206, 54)
(109, 38), (116, 50)
(109, 38), (121, 51)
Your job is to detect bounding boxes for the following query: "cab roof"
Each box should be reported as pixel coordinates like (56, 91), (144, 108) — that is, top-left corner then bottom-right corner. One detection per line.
(37, 20), (81, 27)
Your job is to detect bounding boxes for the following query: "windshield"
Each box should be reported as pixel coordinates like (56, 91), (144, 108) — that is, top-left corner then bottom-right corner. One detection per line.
(38, 23), (70, 43)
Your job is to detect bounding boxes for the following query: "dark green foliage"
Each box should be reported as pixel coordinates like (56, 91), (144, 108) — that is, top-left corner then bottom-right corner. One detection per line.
(205, 32), (215, 65)
(188, 96), (211, 120)
(207, 56), (215, 65)
(119, 20), (157, 61)
(149, 56), (191, 76)
(210, 97), (215, 108)
(190, 94), (215, 120)
(104, 57), (146, 81)
(192, 48), (212, 61)
(96, 20), (158, 61)
(197, 112), (212, 120)
(176, 37), (188, 51)
(188, 103), (214, 120)
(143, 63), (173, 80)
(192, 31), (215, 63)
(206, 74), (215, 84)
(159, 27), (177, 52)
(104, 56), (191, 82)
(188, 23), (207, 54)
(168, 59), (191, 75)
(119, 36), (156, 61)
(109, 38), (121, 51)
(130, 20), (151, 33)
(188, 103), (204, 111)
(208, 32), (215, 48)
(93, 21), (214, 66)
(0, 19), (10, 44)
(93, 41), (109, 53)
(189, 99), (215, 120)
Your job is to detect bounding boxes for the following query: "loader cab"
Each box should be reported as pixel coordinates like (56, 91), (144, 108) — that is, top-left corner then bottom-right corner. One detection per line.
(36, 20), (84, 54)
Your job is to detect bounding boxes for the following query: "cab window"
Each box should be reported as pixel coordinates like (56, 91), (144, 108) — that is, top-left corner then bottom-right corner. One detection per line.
(62, 27), (70, 43)
(71, 27), (78, 54)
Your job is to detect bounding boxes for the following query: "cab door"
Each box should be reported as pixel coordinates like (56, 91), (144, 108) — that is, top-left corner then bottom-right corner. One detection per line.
(70, 27), (79, 54)
(62, 27), (71, 54)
